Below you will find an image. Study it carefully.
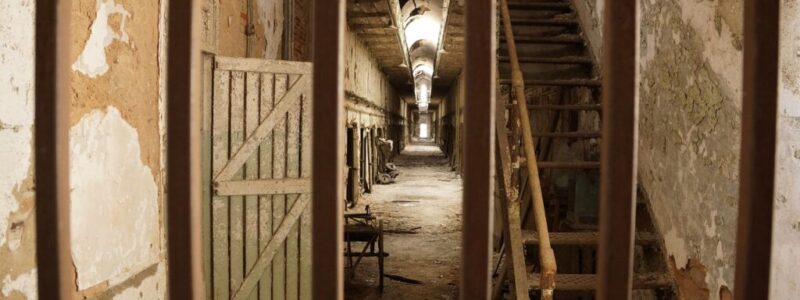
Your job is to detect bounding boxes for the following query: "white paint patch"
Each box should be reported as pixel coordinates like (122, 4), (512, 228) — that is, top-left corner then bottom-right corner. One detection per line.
(72, 0), (131, 78)
(0, 0), (35, 249)
(663, 228), (689, 269)
(2, 269), (37, 299)
(113, 264), (166, 300)
(70, 106), (160, 289)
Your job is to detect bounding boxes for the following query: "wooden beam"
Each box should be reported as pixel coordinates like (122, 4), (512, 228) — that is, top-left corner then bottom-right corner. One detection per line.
(214, 178), (311, 196)
(596, 0), (637, 299)
(461, 0), (496, 298)
(313, 0), (346, 299)
(495, 93), (528, 299)
(215, 57), (312, 74)
(733, 0), (780, 299)
(166, 0), (204, 297)
(34, 0), (74, 298)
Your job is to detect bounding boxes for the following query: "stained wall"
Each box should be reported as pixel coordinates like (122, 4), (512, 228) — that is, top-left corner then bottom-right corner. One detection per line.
(572, 0), (800, 298)
(1, 0), (169, 298)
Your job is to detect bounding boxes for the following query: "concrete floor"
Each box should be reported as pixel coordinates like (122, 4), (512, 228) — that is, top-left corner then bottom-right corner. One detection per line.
(345, 143), (463, 300)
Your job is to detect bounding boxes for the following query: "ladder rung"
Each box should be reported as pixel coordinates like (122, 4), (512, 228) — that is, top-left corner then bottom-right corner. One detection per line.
(507, 2), (572, 10)
(528, 273), (672, 291)
(522, 231), (659, 246)
(500, 56), (593, 64)
(500, 35), (584, 44)
(531, 131), (601, 138)
(498, 78), (602, 87)
(536, 161), (600, 169)
(505, 104), (602, 111)
(509, 18), (579, 26)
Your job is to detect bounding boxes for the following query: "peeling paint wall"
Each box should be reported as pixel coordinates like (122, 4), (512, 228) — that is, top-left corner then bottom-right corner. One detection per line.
(344, 26), (403, 128)
(571, 0), (800, 297)
(771, 1), (800, 298)
(637, 1), (742, 296)
(1, 0), (169, 297)
(0, 1), (39, 298)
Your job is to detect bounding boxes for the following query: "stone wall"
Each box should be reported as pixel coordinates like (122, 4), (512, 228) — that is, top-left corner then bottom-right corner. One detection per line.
(572, 0), (800, 298)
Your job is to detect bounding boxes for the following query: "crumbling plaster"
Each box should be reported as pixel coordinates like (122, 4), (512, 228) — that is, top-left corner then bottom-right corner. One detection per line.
(637, 0), (742, 296)
(771, 1), (800, 298)
(0, 1), (39, 298)
(2, 0), (169, 297)
(635, 0), (800, 298)
(344, 26), (402, 128)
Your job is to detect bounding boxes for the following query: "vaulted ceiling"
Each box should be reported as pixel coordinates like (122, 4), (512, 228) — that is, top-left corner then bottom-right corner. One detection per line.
(346, 0), (465, 100)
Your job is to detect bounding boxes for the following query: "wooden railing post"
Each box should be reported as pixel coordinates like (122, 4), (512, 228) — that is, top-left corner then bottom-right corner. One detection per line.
(462, 0), (497, 298)
(498, 0), (557, 297)
(312, 0), (347, 299)
(34, 0), (74, 298)
(733, 0), (780, 298)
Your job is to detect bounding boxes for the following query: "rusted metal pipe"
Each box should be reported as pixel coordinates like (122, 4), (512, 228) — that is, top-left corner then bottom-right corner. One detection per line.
(499, 0), (557, 297)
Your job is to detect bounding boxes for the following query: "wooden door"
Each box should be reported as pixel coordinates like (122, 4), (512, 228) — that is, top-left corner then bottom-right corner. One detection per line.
(208, 56), (312, 300)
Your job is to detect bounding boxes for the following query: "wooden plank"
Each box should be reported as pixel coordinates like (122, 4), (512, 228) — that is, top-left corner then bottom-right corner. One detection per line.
(215, 76), (310, 181)
(495, 91), (528, 299)
(312, 0), (347, 298)
(215, 178), (311, 196)
(212, 70), (231, 300)
(243, 72), (260, 300)
(34, 0), (74, 297)
(462, 0), (496, 298)
(597, 0), (638, 299)
(272, 74), (289, 300)
(201, 54), (214, 299)
(285, 75), (303, 300)
(216, 56), (312, 74)
(258, 73), (275, 300)
(229, 71), (246, 295)
(232, 194), (312, 300)
(733, 0), (780, 299)
(299, 83), (312, 300)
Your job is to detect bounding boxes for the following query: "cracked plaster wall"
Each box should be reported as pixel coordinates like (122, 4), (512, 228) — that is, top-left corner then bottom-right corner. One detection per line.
(344, 26), (402, 128)
(1, 0), (168, 298)
(571, 0), (800, 298)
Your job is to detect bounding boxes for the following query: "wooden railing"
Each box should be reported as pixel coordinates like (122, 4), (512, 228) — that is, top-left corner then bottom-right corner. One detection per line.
(498, 0), (558, 298)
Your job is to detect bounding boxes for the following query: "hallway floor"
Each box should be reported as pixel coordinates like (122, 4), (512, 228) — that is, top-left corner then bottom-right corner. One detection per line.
(345, 143), (462, 300)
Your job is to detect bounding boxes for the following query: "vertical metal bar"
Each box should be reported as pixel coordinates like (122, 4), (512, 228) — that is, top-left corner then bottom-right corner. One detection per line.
(733, 0), (780, 298)
(166, 0), (205, 297)
(34, 0), (74, 298)
(596, 0), (637, 299)
(461, 0), (496, 298)
(312, 0), (346, 299)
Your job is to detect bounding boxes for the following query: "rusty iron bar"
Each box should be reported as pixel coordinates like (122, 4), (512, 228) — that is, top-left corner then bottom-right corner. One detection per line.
(165, 0), (205, 297)
(461, 0), (497, 298)
(313, 0), (347, 299)
(34, 0), (75, 298)
(499, 0), (557, 297)
(596, 0), (638, 299)
(733, 0), (780, 299)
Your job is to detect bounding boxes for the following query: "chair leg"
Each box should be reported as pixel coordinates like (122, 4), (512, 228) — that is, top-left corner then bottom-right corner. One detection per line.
(379, 221), (385, 293)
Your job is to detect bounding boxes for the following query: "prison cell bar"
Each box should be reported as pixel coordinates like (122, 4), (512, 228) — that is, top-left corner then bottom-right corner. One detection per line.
(733, 0), (780, 299)
(312, 0), (347, 299)
(34, 0), (74, 298)
(461, 0), (497, 298)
